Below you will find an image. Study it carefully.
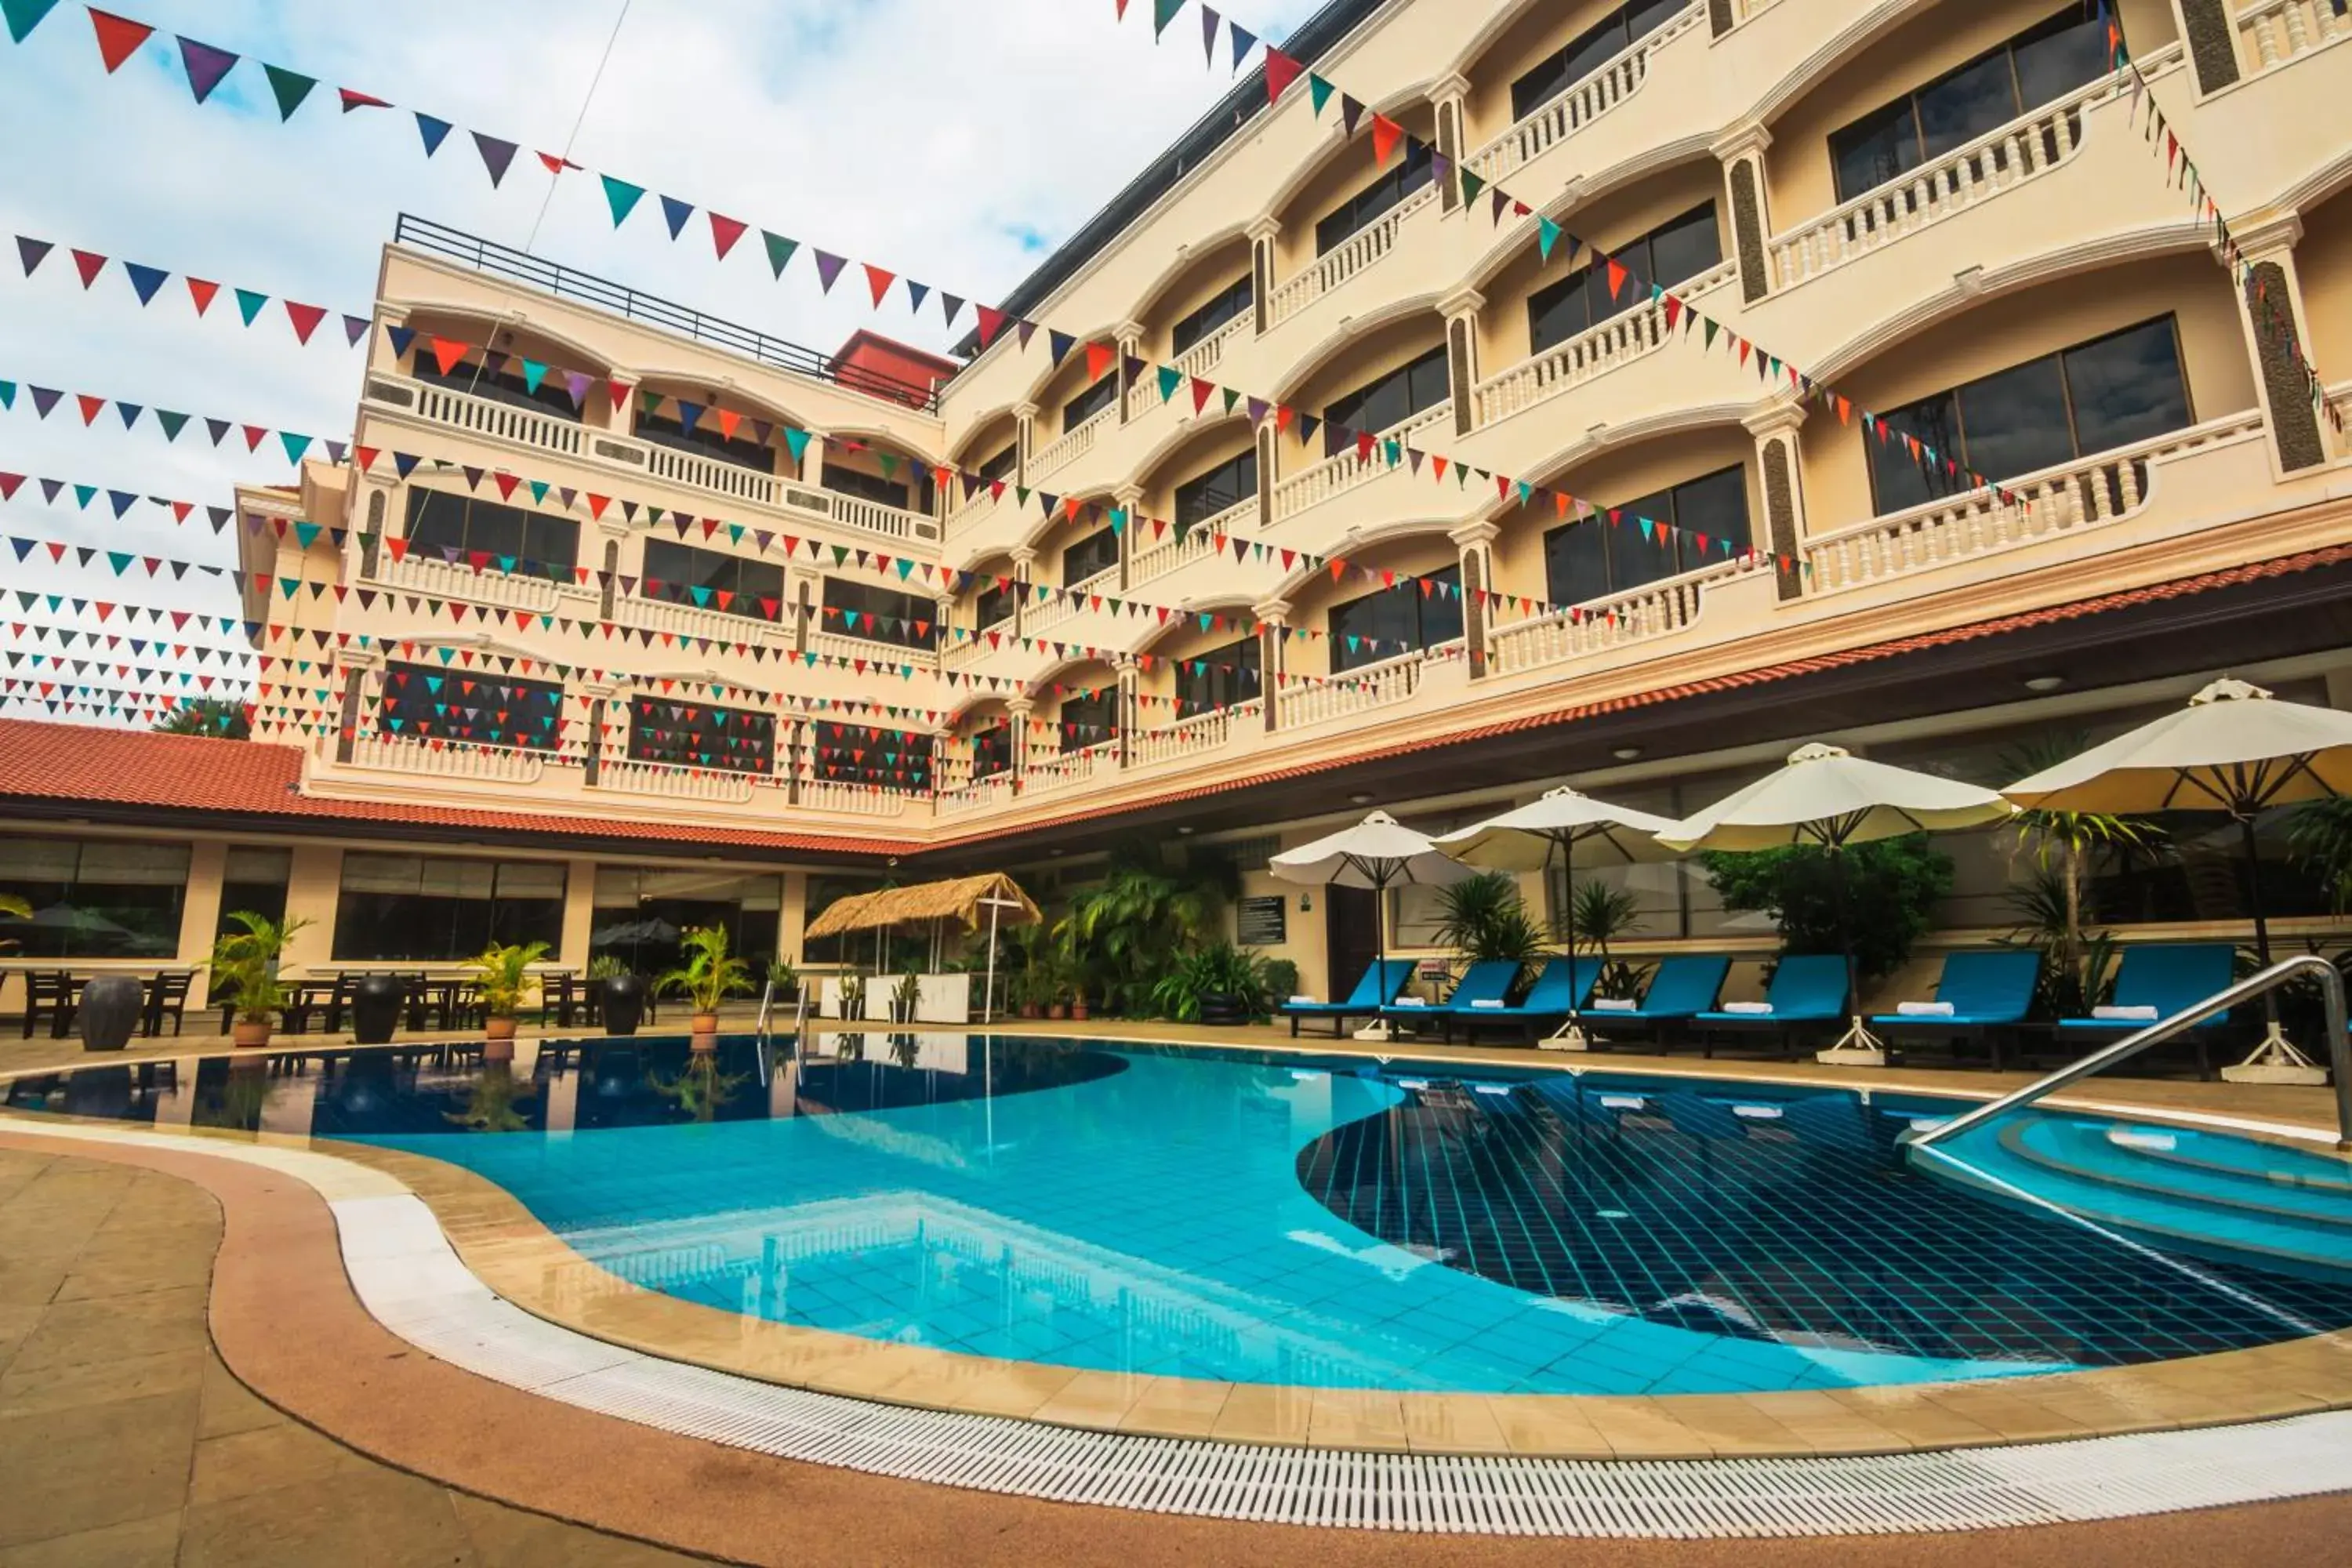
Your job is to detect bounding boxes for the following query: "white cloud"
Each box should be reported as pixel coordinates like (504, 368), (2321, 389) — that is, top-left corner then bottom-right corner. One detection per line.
(0, 0), (1320, 722)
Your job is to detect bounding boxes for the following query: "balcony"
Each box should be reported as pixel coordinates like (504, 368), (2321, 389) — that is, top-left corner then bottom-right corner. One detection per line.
(345, 735), (547, 785)
(1029, 406), (1115, 485)
(1267, 184), (1436, 329)
(2236, 0), (2350, 72)
(1128, 699), (1261, 766)
(1801, 413), (2270, 596)
(1025, 566), (1119, 637)
(596, 758), (760, 804)
(1172, 315), (1250, 380)
(1130, 503), (1247, 586)
(799, 779), (913, 818)
(1483, 558), (1749, 678)
(806, 628), (941, 672)
(1279, 642), (1461, 731)
(615, 590), (791, 650)
(937, 775), (1014, 818)
(1269, 403), (1453, 525)
(1461, 5), (1700, 188)
(1472, 260), (1737, 428)
(372, 547), (572, 614)
(1020, 739), (1120, 798)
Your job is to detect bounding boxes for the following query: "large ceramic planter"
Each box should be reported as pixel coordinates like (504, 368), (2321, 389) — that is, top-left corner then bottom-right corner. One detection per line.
(349, 974), (404, 1045)
(1196, 990), (1245, 1027)
(76, 974), (143, 1052)
(231, 1019), (274, 1051)
(601, 975), (645, 1036)
(485, 1015), (518, 1042)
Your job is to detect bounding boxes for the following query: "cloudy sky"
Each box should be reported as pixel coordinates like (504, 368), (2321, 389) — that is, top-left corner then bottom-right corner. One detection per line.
(0, 0), (1316, 724)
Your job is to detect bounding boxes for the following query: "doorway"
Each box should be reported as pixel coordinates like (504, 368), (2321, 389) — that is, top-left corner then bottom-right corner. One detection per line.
(1325, 885), (1381, 996)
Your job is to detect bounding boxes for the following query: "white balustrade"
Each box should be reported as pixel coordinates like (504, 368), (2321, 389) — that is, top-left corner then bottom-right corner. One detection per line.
(1029, 406), (1113, 482)
(396, 376), (586, 459)
(1769, 80), (2105, 290)
(942, 622), (1011, 670)
(818, 488), (928, 541)
(1484, 561), (1745, 677)
(936, 775), (1016, 816)
(1279, 648), (1432, 731)
(1267, 186), (1433, 328)
(644, 441), (780, 506)
(806, 628), (940, 670)
(617, 590), (787, 647)
(1461, 8), (1696, 184)
(1269, 403), (1452, 523)
(597, 759), (759, 804)
(1802, 415), (2264, 595)
(1129, 699), (1261, 767)
(1026, 566), (1120, 637)
(797, 779), (911, 817)
(1020, 739), (1119, 796)
(1129, 503), (1249, 585)
(1173, 315), (1249, 380)
(347, 735), (547, 784)
(1472, 262), (1733, 426)
(2238, 0), (2350, 70)
(376, 547), (561, 612)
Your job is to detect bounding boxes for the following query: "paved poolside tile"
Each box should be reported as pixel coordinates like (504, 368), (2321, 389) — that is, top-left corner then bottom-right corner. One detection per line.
(1208, 1381), (1312, 1446)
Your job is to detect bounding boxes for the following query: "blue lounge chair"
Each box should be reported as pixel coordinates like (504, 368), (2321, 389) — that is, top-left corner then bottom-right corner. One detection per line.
(1381, 959), (1522, 1038)
(2052, 942), (2237, 1080)
(1868, 949), (2042, 1069)
(1580, 955), (1733, 1048)
(1283, 958), (1416, 1036)
(1694, 954), (1850, 1058)
(1455, 956), (1597, 1043)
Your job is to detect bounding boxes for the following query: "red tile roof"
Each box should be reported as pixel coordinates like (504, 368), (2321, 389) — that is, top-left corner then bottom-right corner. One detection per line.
(0, 721), (906, 857)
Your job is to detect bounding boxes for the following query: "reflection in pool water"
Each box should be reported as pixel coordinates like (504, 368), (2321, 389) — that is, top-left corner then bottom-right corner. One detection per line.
(7, 1034), (2350, 1396)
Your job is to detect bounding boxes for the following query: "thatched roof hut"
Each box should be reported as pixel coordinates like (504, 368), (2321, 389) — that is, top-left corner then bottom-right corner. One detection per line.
(803, 873), (1040, 940)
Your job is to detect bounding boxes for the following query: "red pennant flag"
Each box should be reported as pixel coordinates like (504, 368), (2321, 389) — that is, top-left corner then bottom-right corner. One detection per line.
(863, 263), (895, 307)
(1369, 114), (1402, 165)
(89, 9), (154, 72)
(430, 337), (468, 376)
(186, 277), (218, 315)
(75, 394), (105, 426)
(283, 301), (326, 344)
(71, 249), (107, 288)
(1264, 46), (1304, 104)
(1085, 341), (1117, 383)
(1191, 376), (1215, 414)
(337, 88), (390, 111)
(242, 425), (267, 452)
(710, 212), (748, 260)
(975, 305), (1007, 348)
(353, 445), (379, 472)
(1605, 258), (1627, 299)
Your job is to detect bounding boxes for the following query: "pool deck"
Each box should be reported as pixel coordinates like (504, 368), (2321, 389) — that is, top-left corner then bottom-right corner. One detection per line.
(3, 1018), (2351, 1559)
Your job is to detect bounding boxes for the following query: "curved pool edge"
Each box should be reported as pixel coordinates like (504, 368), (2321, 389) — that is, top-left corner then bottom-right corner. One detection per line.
(9, 1052), (2352, 1465)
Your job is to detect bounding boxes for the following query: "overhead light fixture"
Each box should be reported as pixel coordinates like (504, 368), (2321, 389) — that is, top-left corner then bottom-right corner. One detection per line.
(1613, 746), (1642, 761)
(1348, 791), (1374, 807)
(2024, 674), (2066, 694)
(1175, 825), (1196, 836)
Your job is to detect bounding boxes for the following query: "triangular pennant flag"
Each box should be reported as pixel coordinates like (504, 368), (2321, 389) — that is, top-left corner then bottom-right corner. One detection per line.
(760, 230), (798, 278)
(263, 63), (315, 120)
(14, 235), (52, 276)
(176, 37), (239, 103)
(812, 250), (848, 292)
(1370, 113), (1402, 165)
(283, 301), (326, 344)
(709, 212), (747, 260)
(415, 112), (452, 156)
(471, 132), (519, 187)
(1308, 74), (1334, 115)
(600, 175), (644, 226)
(1153, 0), (1186, 40)
(123, 261), (168, 305)
(659, 194), (694, 239)
(1, 0), (59, 45)
(863, 263), (896, 307)
(234, 287), (267, 326)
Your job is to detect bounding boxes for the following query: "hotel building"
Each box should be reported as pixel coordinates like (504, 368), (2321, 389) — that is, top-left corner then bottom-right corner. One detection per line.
(6, 0), (2352, 1008)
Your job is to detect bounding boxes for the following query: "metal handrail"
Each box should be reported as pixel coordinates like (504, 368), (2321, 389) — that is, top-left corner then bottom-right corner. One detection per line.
(1906, 954), (2352, 1152)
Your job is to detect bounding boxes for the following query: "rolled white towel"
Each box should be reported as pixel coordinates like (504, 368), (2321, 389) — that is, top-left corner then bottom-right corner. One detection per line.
(1721, 1000), (1774, 1015)
(1588, 997), (1639, 1013)
(1468, 998), (1507, 1010)
(1897, 1001), (1955, 1017)
(1287, 995), (1319, 1007)
(2092, 1004), (2159, 1022)
(1392, 997), (1428, 1007)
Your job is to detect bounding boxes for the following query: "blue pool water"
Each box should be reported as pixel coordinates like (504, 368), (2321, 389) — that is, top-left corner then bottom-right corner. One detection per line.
(9, 1033), (2351, 1396)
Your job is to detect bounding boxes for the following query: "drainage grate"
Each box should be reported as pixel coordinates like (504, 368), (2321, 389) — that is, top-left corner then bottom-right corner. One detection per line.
(335, 1192), (2352, 1537)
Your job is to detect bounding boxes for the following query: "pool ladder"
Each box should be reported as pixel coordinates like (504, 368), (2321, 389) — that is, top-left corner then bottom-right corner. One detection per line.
(1904, 953), (2352, 1156)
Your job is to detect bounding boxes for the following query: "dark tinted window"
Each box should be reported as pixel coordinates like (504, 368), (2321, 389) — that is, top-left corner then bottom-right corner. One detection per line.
(1171, 275), (1254, 354)
(1316, 140), (1434, 255)
(1058, 689), (1120, 748)
(1063, 375), (1116, 431)
(824, 579), (938, 650)
(1510, 0), (1687, 122)
(809, 722), (934, 790)
(1328, 564), (1464, 672)
(822, 463), (926, 513)
(1174, 636), (1261, 714)
(1543, 465), (1751, 604)
(975, 444), (1018, 482)
(333, 854), (564, 963)
(1829, 7), (2109, 202)
(215, 846), (290, 945)
(1527, 202), (1719, 354)
(641, 540), (786, 622)
(1062, 527), (1120, 586)
(404, 488), (579, 578)
(1174, 449), (1258, 531)
(971, 723), (1011, 779)
(637, 403), (776, 474)
(974, 578), (1017, 630)
(412, 348), (583, 421)
(627, 699), (774, 775)
(380, 661), (565, 751)
(0, 838), (187, 959)
(1866, 316), (2190, 514)
(1323, 346), (1450, 443)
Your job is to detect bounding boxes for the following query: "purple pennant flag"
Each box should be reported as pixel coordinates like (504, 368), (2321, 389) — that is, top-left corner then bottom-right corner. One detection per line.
(341, 314), (369, 347)
(1431, 151), (1451, 190)
(1340, 96), (1363, 136)
(939, 291), (964, 328)
(40, 478), (63, 503)
(16, 235), (51, 276)
(811, 250), (848, 293)
(461, 465), (485, 491)
(176, 38), (239, 104)
(472, 132), (519, 187)
(750, 419), (772, 448)
(205, 417), (230, 446)
(1247, 397), (1268, 425)
(1492, 188), (1510, 223)
(1018, 320), (1038, 350)
(325, 440), (347, 465)
(1201, 5), (1219, 64)
(29, 386), (60, 418)
(563, 371), (591, 408)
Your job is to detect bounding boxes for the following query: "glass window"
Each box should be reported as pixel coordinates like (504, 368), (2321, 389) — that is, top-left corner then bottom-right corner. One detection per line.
(1315, 140), (1435, 256)
(1327, 565), (1464, 672)
(1543, 464), (1752, 604)
(970, 723), (1012, 779)
(590, 868), (782, 977)
(822, 462), (928, 513)
(1866, 316), (2191, 515)
(975, 444), (1018, 482)
(1323, 346), (1450, 444)
(1510, 0), (1686, 122)
(1527, 202), (1719, 354)
(1174, 636), (1261, 715)
(1062, 375), (1116, 432)
(216, 846), (292, 943)
(411, 347), (583, 421)
(974, 578), (1016, 631)
(1171, 275), (1254, 354)
(1174, 449), (1258, 532)
(378, 662), (565, 751)
(332, 853), (565, 962)
(0, 837), (187, 958)
(627, 699), (775, 775)
(823, 579), (938, 651)
(1062, 527), (1120, 587)
(809, 722), (935, 791)
(1058, 689), (1120, 749)
(402, 489), (579, 579)
(641, 539), (786, 622)
(636, 402), (776, 475)
(1828, 6), (2110, 203)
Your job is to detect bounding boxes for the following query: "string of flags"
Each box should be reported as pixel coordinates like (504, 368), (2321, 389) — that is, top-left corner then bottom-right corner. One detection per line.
(1, 593), (254, 637)
(3, 620), (257, 665)
(0, 374), (347, 464)
(7, 229), (368, 350)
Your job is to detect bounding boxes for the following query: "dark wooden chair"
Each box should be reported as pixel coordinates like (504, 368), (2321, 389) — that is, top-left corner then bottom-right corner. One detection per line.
(143, 971), (194, 1037)
(20, 971), (76, 1039)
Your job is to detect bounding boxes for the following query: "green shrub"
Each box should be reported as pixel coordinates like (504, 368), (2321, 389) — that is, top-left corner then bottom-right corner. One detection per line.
(1699, 835), (1952, 982)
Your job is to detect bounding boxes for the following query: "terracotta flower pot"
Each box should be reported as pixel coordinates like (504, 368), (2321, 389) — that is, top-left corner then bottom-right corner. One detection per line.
(231, 1019), (274, 1051)
(485, 1015), (518, 1042)
(481, 1036), (515, 1065)
(1070, 997), (1090, 1022)
(1047, 1003), (1067, 1021)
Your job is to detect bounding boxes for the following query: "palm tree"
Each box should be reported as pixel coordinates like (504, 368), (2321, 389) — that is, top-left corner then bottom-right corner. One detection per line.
(154, 699), (250, 739)
(1566, 880), (1644, 996)
(1053, 843), (1221, 1014)
(1998, 732), (2161, 1000)
(1432, 873), (1548, 963)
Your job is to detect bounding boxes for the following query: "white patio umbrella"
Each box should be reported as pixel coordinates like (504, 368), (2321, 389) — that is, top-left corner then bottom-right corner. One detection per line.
(1270, 811), (1473, 1040)
(1435, 786), (1679, 1047)
(2004, 677), (2352, 1079)
(1657, 743), (2013, 1062)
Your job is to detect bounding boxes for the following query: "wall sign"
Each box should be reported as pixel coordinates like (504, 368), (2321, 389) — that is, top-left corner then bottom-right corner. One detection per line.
(1237, 895), (1287, 946)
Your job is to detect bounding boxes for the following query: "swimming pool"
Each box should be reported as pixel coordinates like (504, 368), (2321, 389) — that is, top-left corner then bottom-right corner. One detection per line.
(8, 1032), (2350, 1398)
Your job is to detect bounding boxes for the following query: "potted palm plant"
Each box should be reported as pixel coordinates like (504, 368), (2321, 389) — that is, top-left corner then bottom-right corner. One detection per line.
(469, 941), (549, 1058)
(207, 912), (312, 1051)
(656, 924), (753, 1052)
(891, 968), (923, 1024)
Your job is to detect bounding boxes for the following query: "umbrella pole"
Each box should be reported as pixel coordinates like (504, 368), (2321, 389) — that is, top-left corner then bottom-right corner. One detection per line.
(2229, 811), (2312, 1074)
(1545, 833), (1589, 1049)
(1818, 842), (1886, 1065)
(1353, 864), (1397, 1044)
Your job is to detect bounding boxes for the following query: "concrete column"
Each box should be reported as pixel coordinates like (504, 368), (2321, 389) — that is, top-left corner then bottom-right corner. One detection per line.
(779, 869), (809, 967)
(580, 679), (616, 787)
(801, 430), (827, 491)
(1711, 123), (1775, 305)
(177, 841), (227, 979)
(597, 532), (622, 620)
(557, 855), (599, 967)
(280, 843), (343, 978)
(1430, 74), (1470, 215)
(607, 374), (640, 436)
(1439, 288), (1485, 438)
(1254, 422), (1278, 530)
(1450, 520), (1498, 678)
(1116, 658), (1139, 768)
(1744, 401), (1812, 601)
(785, 716), (806, 804)
(1253, 597), (1290, 733)
(1248, 217), (1282, 335)
(1113, 484), (1145, 591)
(1116, 320), (1145, 426)
(358, 485), (390, 579)
(2175, 0), (2242, 94)
(332, 646), (379, 764)
(1013, 401), (1039, 488)
(2223, 216), (2330, 475)
(1007, 695), (1035, 785)
(1010, 546), (1037, 639)
(788, 568), (819, 655)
